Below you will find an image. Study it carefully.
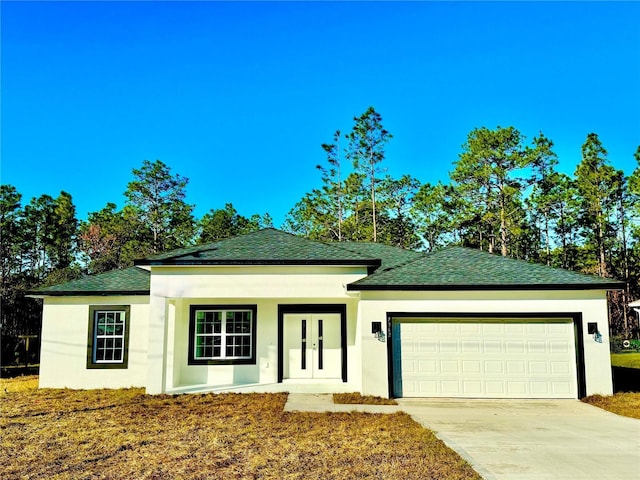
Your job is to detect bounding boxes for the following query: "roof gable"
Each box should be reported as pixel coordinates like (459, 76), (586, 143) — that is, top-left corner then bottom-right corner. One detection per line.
(348, 246), (624, 291)
(135, 229), (380, 267)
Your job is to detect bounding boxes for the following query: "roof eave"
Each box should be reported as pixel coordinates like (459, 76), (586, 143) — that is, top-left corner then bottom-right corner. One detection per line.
(135, 259), (381, 267)
(347, 282), (625, 291)
(26, 290), (150, 298)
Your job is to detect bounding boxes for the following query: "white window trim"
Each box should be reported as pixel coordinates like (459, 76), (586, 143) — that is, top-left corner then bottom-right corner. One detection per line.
(193, 309), (253, 361)
(93, 310), (127, 364)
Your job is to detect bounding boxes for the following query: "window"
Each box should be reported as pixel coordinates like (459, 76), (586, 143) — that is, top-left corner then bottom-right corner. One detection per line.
(189, 305), (257, 365)
(87, 305), (130, 369)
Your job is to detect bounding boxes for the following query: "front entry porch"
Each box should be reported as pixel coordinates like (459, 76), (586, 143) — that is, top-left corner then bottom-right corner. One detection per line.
(153, 299), (355, 395)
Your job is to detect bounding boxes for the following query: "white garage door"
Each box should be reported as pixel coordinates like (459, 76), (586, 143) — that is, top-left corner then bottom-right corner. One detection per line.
(393, 318), (578, 398)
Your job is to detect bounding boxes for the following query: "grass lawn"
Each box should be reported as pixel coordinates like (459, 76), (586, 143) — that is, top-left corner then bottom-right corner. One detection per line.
(611, 352), (640, 369)
(333, 392), (398, 405)
(1, 377), (480, 479)
(582, 392), (640, 420)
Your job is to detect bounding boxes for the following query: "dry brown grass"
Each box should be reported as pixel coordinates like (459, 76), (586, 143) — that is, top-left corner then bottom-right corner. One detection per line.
(333, 392), (398, 405)
(0, 374), (38, 393)
(1, 378), (480, 479)
(582, 392), (640, 419)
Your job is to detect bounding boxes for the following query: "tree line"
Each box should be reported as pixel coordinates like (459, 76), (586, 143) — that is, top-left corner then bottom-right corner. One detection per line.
(282, 108), (640, 338)
(0, 161), (271, 365)
(1, 106), (639, 365)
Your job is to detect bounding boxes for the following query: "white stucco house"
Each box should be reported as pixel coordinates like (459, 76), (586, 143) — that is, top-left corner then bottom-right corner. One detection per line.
(31, 228), (623, 398)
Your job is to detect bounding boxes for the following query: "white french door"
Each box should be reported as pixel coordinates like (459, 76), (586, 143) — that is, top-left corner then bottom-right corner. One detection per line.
(283, 314), (341, 380)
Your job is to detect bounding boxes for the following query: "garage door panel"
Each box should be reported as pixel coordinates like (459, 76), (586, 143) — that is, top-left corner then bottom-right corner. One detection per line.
(506, 340), (525, 353)
(552, 382), (571, 394)
(462, 340), (481, 352)
(463, 381), (483, 394)
(441, 360), (459, 373)
(441, 380), (461, 394)
(419, 360), (437, 373)
(506, 361), (524, 374)
(551, 341), (569, 353)
(462, 360), (481, 373)
(529, 361), (548, 374)
(507, 381), (527, 395)
(504, 323), (525, 334)
(551, 361), (570, 374)
(418, 340), (436, 352)
(461, 323), (482, 334)
(395, 318), (577, 399)
(440, 340), (459, 353)
(486, 381), (504, 395)
(483, 340), (502, 353)
(486, 360), (504, 374)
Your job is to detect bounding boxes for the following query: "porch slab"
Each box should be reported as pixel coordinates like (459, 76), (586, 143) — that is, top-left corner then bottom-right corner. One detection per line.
(166, 382), (359, 396)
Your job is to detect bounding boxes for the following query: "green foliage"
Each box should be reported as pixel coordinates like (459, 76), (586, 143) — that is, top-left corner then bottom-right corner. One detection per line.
(450, 126), (532, 256)
(412, 182), (452, 251)
(346, 107), (392, 242)
(2, 159), (274, 361)
(3, 120), (640, 353)
(79, 203), (152, 274)
(0, 187), (80, 365)
(288, 120), (640, 337)
(286, 108), (415, 248)
(377, 175), (422, 249)
(124, 159), (195, 253)
(198, 203), (269, 243)
(574, 133), (620, 277)
(610, 336), (640, 353)
(318, 130), (345, 241)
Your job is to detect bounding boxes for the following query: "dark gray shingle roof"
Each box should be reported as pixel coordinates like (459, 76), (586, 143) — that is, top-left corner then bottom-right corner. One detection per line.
(135, 229), (380, 266)
(32, 231), (623, 296)
(31, 266), (150, 296)
(347, 246), (624, 290)
(330, 241), (423, 269)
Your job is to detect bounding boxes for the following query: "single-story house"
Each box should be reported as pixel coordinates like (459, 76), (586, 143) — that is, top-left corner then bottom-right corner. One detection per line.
(31, 228), (623, 398)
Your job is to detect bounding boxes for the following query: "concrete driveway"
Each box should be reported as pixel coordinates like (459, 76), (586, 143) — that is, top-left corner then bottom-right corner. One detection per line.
(396, 399), (640, 480)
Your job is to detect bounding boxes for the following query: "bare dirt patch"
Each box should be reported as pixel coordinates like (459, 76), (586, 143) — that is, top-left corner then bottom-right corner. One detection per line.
(1, 378), (480, 479)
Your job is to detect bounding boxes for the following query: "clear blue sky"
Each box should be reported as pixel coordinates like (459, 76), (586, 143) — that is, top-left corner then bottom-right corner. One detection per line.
(2, 1), (639, 227)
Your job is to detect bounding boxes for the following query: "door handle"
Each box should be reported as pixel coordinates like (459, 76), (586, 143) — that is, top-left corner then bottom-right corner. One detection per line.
(312, 343), (316, 350)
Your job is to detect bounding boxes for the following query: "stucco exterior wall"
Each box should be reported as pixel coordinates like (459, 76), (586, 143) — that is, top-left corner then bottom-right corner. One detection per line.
(39, 296), (150, 389)
(160, 298), (360, 392)
(358, 290), (613, 398)
(146, 266), (367, 394)
(37, 264), (614, 400)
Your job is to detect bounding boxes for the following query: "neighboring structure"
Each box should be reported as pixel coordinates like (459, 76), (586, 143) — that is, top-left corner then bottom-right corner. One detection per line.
(31, 229), (623, 398)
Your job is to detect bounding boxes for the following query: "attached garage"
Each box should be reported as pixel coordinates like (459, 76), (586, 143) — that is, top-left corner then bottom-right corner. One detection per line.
(349, 246), (621, 399)
(390, 315), (584, 399)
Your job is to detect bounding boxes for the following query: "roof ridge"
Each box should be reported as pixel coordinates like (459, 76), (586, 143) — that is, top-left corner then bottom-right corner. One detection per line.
(135, 228), (381, 266)
(366, 248), (428, 274)
(324, 241), (380, 260)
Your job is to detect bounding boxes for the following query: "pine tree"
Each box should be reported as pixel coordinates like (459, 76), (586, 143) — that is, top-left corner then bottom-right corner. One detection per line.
(575, 133), (618, 277)
(125, 160), (195, 253)
(346, 107), (392, 242)
(450, 126), (530, 256)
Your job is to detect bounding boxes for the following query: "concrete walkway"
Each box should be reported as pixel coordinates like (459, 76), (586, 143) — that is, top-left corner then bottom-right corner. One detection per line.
(284, 394), (640, 480)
